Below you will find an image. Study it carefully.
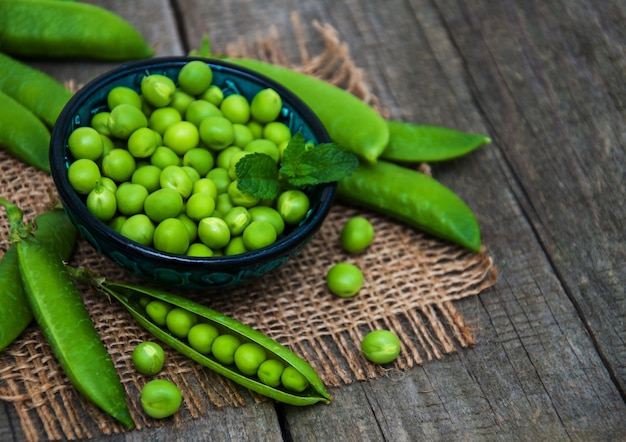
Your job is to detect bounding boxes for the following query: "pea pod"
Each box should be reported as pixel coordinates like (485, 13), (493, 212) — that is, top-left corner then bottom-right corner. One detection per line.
(221, 57), (389, 164)
(0, 206), (78, 351)
(75, 272), (331, 406)
(380, 121), (492, 163)
(337, 160), (482, 252)
(0, 199), (134, 430)
(0, 0), (153, 60)
(0, 90), (50, 172)
(0, 52), (73, 129)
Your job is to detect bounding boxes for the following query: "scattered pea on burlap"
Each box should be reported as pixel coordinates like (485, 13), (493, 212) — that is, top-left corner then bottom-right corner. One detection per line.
(0, 13), (497, 441)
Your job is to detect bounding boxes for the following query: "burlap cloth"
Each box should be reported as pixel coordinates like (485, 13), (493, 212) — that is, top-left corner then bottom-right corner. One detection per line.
(0, 15), (497, 441)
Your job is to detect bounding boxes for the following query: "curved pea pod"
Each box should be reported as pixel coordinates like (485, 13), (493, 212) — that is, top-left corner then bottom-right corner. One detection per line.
(0, 206), (78, 351)
(0, 0), (153, 60)
(380, 120), (492, 163)
(0, 199), (136, 430)
(337, 160), (482, 252)
(223, 57), (389, 164)
(0, 91), (51, 172)
(0, 53), (73, 129)
(92, 279), (332, 406)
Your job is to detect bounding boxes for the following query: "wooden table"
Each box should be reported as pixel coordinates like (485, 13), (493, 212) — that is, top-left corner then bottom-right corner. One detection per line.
(2, 0), (625, 440)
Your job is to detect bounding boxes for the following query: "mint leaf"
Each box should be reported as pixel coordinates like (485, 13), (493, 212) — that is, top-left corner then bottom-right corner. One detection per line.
(235, 153), (281, 200)
(280, 137), (359, 187)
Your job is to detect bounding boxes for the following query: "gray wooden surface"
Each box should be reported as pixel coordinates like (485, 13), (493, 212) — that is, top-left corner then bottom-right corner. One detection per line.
(2, 0), (625, 440)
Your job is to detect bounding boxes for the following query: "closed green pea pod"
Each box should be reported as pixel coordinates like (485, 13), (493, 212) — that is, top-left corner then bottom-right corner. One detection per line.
(0, 52), (73, 129)
(0, 91), (51, 172)
(74, 274), (331, 406)
(0, 0), (153, 60)
(337, 160), (482, 252)
(224, 57), (389, 164)
(0, 198), (134, 429)
(380, 121), (492, 163)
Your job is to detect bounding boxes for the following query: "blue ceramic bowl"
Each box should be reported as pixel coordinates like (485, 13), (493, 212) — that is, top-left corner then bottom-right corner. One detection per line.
(50, 56), (335, 289)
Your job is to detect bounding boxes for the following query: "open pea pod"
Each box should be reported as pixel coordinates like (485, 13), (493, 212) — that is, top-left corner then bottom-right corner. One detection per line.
(84, 276), (331, 406)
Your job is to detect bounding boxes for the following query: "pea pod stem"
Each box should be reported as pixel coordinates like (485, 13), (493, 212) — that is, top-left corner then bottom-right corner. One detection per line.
(381, 120), (491, 163)
(337, 160), (482, 252)
(72, 268), (331, 406)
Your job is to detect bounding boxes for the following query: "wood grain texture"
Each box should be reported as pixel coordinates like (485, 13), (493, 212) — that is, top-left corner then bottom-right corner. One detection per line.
(1, 0), (625, 440)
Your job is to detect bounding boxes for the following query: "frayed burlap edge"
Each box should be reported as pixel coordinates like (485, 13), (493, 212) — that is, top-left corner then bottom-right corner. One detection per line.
(0, 13), (497, 441)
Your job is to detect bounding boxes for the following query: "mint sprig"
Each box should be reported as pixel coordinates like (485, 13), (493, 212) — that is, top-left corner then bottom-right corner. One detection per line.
(235, 133), (359, 200)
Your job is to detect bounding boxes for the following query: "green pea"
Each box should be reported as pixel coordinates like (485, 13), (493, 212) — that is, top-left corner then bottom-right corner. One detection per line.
(257, 359), (285, 388)
(192, 178), (218, 200)
(185, 100), (222, 127)
(220, 94), (250, 124)
(107, 103), (148, 139)
(120, 214), (155, 246)
(68, 158), (101, 194)
(145, 300), (173, 327)
(107, 86), (142, 110)
(140, 379), (182, 419)
(199, 115), (234, 150)
(360, 330), (401, 364)
(127, 127), (160, 158)
(250, 88), (282, 123)
(186, 242), (214, 257)
(154, 218), (190, 255)
(186, 192), (216, 221)
(165, 308), (198, 339)
(276, 189), (310, 225)
(107, 215), (127, 234)
(115, 182), (148, 216)
(211, 334), (241, 365)
(163, 121), (199, 156)
(234, 343), (267, 376)
(206, 168), (231, 194)
(248, 206), (285, 236)
(223, 206), (251, 236)
(86, 184), (117, 222)
(131, 164), (162, 193)
(263, 121), (291, 146)
(197, 217), (231, 249)
(215, 193), (234, 216)
(228, 180), (259, 208)
(231, 123), (255, 148)
(101, 148), (136, 182)
(170, 90), (195, 115)
(199, 84), (224, 106)
(326, 263), (364, 298)
(340, 216), (374, 253)
(176, 213), (198, 243)
(150, 146), (181, 169)
(242, 220), (277, 251)
(141, 74), (176, 108)
(224, 236), (247, 255)
(91, 112), (112, 136)
(144, 188), (184, 223)
(178, 60), (213, 96)
(160, 165), (193, 198)
(187, 323), (220, 354)
(244, 138), (280, 162)
(148, 106), (182, 135)
(68, 126), (104, 160)
(281, 366), (309, 393)
(183, 148), (214, 177)
(132, 342), (165, 375)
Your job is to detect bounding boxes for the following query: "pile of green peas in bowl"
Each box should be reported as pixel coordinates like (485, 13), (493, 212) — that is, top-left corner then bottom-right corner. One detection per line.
(50, 57), (335, 289)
